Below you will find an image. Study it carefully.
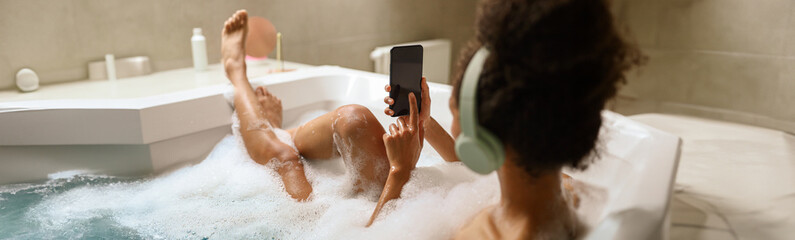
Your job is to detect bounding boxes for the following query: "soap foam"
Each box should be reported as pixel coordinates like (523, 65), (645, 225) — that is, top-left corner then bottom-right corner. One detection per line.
(13, 107), (611, 239)
(24, 135), (499, 239)
(21, 109), (501, 239)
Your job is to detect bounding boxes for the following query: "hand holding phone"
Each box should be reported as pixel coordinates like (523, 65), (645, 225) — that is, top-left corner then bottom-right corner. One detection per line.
(371, 47), (433, 227)
(384, 77), (431, 126)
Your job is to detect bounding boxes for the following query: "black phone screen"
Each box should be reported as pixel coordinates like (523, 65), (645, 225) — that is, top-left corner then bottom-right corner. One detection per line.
(389, 45), (423, 117)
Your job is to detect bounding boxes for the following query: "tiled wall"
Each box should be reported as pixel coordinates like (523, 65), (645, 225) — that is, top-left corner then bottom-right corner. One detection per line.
(0, 0), (476, 89)
(613, 0), (795, 133)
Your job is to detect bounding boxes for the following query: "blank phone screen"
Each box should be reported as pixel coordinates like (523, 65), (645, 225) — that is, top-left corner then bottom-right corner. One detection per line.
(389, 45), (423, 117)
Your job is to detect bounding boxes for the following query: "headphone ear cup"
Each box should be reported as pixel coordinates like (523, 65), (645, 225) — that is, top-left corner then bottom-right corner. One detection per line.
(476, 126), (506, 171)
(454, 47), (506, 174)
(455, 134), (496, 174)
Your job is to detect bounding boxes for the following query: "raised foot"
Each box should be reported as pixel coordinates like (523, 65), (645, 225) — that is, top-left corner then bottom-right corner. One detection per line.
(221, 10), (249, 83)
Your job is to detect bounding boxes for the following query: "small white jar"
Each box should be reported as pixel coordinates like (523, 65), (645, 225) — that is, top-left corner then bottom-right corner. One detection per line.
(16, 68), (39, 92)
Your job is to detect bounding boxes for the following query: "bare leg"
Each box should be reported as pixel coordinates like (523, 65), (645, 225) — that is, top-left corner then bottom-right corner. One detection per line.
(287, 105), (390, 194)
(222, 10), (312, 200)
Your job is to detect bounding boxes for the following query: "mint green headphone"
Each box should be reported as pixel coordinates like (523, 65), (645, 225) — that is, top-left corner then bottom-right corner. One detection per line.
(455, 47), (506, 174)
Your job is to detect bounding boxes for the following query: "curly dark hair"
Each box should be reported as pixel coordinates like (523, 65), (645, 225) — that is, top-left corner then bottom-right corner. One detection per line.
(451, 0), (645, 176)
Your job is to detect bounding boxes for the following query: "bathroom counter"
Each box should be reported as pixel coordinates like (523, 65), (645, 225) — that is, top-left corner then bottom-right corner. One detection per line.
(629, 113), (795, 240)
(0, 59), (313, 103)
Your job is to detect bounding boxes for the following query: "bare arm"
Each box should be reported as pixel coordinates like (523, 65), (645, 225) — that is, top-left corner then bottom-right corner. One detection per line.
(368, 117), (457, 227)
(423, 117), (459, 162)
(368, 93), (423, 226)
(367, 167), (411, 226)
(365, 117), (457, 225)
(368, 78), (430, 226)
(370, 78), (444, 226)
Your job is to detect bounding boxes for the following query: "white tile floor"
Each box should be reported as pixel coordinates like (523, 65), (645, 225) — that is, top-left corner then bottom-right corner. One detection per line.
(630, 114), (795, 240)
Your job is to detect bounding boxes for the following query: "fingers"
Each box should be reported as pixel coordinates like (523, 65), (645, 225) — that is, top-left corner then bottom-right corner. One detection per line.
(384, 85), (394, 116)
(421, 77), (428, 94)
(389, 123), (399, 136)
(408, 92), (419, 127)
(421, 77), (431, 118)
(397, 118), (407, 132)
(421, 77), (430, 102)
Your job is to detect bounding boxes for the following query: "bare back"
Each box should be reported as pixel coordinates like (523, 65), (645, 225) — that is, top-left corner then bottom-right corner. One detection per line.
(454, 183), (584, 240)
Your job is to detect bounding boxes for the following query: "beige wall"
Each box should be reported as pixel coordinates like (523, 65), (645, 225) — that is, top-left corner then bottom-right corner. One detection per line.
(0, 0), (476, 90)
(613, 0), (795, 133)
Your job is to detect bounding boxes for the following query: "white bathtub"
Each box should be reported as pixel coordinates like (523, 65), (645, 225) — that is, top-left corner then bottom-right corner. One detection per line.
(0, 65), (680, 239)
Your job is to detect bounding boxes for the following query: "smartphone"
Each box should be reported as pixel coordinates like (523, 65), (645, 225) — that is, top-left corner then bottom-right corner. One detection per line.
(389, 45), (423, 117)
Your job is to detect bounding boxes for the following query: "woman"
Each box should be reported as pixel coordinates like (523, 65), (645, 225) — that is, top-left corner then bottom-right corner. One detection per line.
(384, 0), (642, 238)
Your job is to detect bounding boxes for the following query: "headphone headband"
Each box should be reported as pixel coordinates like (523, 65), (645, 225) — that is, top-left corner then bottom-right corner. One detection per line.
(459, 47), (490, 137)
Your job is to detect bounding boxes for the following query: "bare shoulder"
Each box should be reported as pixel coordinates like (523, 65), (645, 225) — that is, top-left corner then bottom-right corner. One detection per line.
(453, 205), (500, 240)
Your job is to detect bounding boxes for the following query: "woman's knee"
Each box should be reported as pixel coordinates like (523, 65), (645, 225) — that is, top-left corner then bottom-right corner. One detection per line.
(333, 104), (378, 137)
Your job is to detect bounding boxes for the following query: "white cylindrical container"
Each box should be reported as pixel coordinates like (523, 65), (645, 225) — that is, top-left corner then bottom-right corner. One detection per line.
(15, 68), (39, 92)
(191, 28), (208, 71)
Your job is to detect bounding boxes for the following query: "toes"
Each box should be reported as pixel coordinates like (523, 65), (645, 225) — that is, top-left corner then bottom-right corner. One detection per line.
(255, 86), (282, 104)
(223, 17), (236, 33)
(223, 10), (248, 33)
(237, 10), (248, 21)
(235, 10), (248, 27)
(233, 10), (247, 26)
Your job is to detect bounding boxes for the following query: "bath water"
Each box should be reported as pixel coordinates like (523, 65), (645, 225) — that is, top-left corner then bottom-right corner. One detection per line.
(0, 109), (503, 239)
